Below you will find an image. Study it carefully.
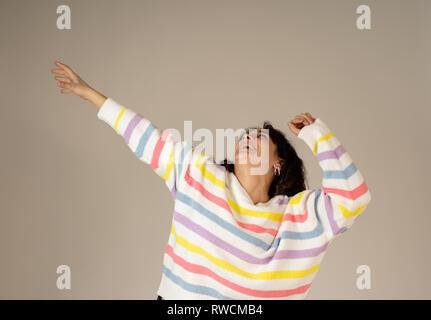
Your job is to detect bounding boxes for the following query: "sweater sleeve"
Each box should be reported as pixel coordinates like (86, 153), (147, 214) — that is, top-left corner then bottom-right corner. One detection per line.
(96, 97), (194, 195)
(296, 118), (372, 242)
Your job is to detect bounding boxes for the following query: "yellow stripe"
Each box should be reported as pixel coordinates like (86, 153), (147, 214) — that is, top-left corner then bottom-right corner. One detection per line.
(288, 190), (306, 205)
(162, 150), (175, 181)
(227, 198), (284, 222)
(338, 202), (369, 219)
(114, 107), (128, 133)
(312, 132), (333, 154)
(171, 225), (320, 279)
(195, 154), (225, 189)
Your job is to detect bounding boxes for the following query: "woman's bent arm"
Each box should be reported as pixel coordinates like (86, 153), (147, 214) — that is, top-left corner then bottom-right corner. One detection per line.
(296, 119), (372, 242)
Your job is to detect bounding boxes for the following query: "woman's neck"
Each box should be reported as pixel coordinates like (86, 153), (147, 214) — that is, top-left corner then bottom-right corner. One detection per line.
(234, 167), (271, 205)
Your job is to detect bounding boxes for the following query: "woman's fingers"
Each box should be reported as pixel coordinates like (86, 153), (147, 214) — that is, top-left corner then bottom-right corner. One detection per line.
(291, 115), (307, 125)
(54, 75), (71, 83)
(288, 113), (316, 136)
(305, 112), (315, 120)
(52, 60), (93, 100)
(299, 113), (311, 125)
(287, 122), (301, 136)
(57, 81), (72, 89)
(301, 112), (315, 124)
(290, 115), (304, 123)
(54, 61), (78, 81)
(55, 61), (72, 73)
(292, 113), (314, 125)
(51, 68), (66, 75)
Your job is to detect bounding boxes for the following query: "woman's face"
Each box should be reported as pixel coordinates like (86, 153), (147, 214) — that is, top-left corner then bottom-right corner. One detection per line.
(234, 128), (279, 176)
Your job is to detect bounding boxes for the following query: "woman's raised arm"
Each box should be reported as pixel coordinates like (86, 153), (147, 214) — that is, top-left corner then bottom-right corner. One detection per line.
(51, 60), (200, 197)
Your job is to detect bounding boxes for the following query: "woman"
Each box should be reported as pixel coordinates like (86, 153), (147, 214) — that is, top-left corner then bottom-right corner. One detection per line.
(51, 61), (371, 300)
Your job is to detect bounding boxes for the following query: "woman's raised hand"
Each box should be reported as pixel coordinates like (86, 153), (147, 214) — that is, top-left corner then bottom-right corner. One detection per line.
(51, 60), (107, 110)
(51, 61), (93, 100)
(288, 112), (316, 136)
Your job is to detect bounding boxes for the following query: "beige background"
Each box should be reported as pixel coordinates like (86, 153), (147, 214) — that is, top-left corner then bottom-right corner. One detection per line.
(1, 0), (430, 299)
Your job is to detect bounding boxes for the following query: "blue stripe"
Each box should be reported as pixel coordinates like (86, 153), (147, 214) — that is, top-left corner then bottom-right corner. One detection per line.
(178, 143), (192, 179)
(162, 265), (234, 300)
(133, 123), (156, 159)
(323, 162), (357, 179)
(175, 189), (325, 252)
(176, 191), (270, 250)
(270, 189), (324, 249)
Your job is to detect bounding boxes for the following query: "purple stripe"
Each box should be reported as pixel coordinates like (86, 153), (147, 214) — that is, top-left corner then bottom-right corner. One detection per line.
(173, 210), (328, 265)
(324, 193), (343, 236)
(276, 241), (329, 259)
(207, 162), (226, 173)
(170, 183), (177, 199)
(278, 197), (290, 205)
(317, 145), (346, 162)
(214, 163), (227, 172)
(123, 114), (143, 144)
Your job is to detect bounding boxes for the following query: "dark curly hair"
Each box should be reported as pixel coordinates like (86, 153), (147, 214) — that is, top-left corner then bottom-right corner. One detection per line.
(219, 121), (308, 198)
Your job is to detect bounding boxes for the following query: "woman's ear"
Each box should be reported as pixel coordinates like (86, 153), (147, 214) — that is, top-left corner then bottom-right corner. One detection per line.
(276, 158), (285, 170)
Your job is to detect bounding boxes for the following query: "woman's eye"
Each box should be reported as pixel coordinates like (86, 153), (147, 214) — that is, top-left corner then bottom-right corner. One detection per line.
(259, 133), (268, 140)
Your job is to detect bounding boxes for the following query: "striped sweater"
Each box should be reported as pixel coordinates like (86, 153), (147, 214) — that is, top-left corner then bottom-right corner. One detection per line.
(97, 97), (371, 300)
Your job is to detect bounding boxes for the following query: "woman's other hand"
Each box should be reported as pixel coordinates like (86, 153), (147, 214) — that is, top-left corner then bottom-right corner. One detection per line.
(51, 61), (93, 100)
(288, 112), (316, 136)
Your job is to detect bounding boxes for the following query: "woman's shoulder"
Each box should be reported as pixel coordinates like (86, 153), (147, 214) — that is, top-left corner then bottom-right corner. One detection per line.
(184, 152), (228, 187)
(277, 190), (314, 208)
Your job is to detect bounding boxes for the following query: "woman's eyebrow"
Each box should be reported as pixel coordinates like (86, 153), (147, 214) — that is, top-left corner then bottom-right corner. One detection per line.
(259, 130), (269, 138)
(239, 128), (269, 139)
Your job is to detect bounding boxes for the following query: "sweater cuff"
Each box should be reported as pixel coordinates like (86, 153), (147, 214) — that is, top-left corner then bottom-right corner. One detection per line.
(297, 118), (331, 153)
(97, 97), (126, 130)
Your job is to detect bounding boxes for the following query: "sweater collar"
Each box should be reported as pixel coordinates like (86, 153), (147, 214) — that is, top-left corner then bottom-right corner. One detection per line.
(226, 171), (281, 207)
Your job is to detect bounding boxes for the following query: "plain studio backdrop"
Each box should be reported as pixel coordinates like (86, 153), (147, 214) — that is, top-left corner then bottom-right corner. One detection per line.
(0, 0), (430, 299)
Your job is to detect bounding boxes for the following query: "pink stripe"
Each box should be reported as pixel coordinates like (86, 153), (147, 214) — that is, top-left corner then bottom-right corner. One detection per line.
(150, 129), (170, 170)
(185, 167), (232, 212)
(185, 167), (310, 236)
(322, 181), (369, 201)
(185, 168), (279, 237)
(282, 206), (308, 223)
(165, 244), (311, 298)
(235, 220), (278, 237)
